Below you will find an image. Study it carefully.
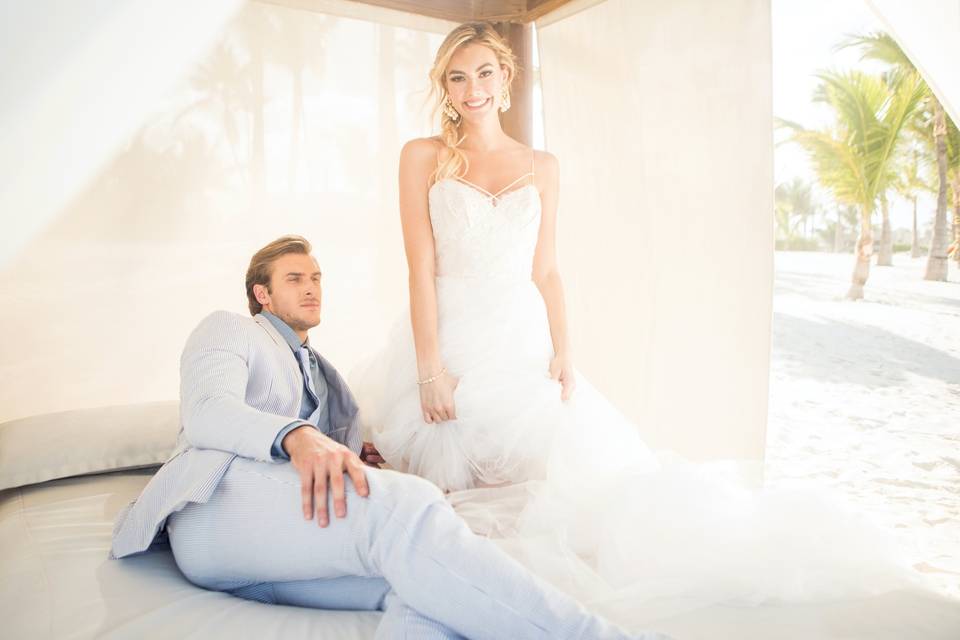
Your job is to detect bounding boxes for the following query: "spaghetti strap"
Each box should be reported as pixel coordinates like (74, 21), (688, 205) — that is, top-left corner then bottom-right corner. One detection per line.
(447, 148), (537, 202)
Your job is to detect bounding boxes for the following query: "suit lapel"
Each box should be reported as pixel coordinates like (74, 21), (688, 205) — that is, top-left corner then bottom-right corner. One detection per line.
(255, 313), (359, 443)
(254, 314), (304, 414)
(254, 313), (286, 347)
(312, 349), (359, 430)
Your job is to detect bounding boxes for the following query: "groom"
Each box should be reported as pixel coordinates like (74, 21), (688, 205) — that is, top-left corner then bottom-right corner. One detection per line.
(109, 235), (661, 640)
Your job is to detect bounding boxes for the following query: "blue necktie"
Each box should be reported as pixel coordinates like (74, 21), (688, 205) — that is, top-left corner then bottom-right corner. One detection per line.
(298, 346), (320, 405)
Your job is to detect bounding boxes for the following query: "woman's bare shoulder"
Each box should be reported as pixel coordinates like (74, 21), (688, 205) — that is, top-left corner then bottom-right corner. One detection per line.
(533, 149), (558, 173)
(402, 136), (443, 156)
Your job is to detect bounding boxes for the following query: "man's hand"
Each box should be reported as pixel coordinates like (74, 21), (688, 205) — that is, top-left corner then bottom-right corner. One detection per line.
(282, 426), (369, 527)
(359, 441), (385, 468)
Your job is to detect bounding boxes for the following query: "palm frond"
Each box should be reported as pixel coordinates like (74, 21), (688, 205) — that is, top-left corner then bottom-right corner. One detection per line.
(836, 31), (916, 71)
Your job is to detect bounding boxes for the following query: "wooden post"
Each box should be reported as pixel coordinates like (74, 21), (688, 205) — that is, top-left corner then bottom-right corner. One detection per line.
(493, 21), (534, 146)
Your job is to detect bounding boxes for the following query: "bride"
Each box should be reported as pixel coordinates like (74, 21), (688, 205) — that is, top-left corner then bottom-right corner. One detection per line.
(352, 21), (923, 630)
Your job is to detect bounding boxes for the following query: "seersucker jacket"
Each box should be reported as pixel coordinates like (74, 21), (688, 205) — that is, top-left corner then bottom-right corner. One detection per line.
(109, 311), (362, 559)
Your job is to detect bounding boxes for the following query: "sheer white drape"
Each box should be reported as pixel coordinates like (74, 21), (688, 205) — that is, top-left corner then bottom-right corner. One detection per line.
(0, 0), (245, 267)
(0, 1), (453, 422)
(865, 0), (960, 128)
(2, 0), (775, 464)
(537, 0), (774, 461)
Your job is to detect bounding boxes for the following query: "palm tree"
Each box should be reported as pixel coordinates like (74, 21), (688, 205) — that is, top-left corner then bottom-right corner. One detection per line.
(945, 116), (960, 264)
(231, 4), (286, 201)
(876, 190), (893, 266)
(774, 178), (818, 248)
(842, 32), (953, 280)
(813, 204), (858, 252)
(270, 10), (331, 193)
(242, 6), (269, 201)
(840, 204), (859, 252)
(892, 145), (932, 258)
(177, 42), (253, 179)
(779, 69), (925, 299)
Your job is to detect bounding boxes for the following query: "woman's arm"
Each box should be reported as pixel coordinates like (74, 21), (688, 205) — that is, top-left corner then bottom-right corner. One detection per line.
(398, 138), (459, 422)
(531, 151), (576, 400)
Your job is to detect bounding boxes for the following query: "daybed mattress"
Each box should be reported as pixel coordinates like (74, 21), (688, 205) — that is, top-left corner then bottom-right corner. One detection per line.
(2, 468), (959, 639)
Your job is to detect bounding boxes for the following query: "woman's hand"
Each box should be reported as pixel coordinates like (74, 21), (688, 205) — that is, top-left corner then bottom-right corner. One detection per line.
(549, 354), (576, 401)
(419, 371), (460, 423)
(282, 426), (369, 527)
(359, 441), (385, 468)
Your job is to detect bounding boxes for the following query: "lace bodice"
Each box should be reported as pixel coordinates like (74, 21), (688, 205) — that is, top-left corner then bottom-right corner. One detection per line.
(428, 178), (542, 280)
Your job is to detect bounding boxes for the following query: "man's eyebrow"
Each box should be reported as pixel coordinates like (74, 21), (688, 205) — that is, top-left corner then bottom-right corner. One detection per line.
(447, 62), (494, 75)
(284, 271), (322, 276)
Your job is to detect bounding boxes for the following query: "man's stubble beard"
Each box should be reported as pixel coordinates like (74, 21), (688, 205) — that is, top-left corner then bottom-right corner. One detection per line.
(275, 309), (319, 333)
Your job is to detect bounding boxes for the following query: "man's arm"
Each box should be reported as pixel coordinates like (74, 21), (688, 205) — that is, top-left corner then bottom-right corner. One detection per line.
(271, 421), (318, 460)
(180, 311), (304, 462)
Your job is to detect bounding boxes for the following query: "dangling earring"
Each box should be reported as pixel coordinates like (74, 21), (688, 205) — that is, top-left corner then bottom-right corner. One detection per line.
(443, 97), (461, 123)
(499, 87), (511, 113)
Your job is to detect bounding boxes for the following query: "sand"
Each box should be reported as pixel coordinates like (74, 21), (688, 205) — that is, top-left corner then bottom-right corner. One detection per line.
(764, 250), (960, 598)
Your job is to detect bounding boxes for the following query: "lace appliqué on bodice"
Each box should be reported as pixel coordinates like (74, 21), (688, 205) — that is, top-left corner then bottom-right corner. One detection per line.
(428, 179), (542, 280)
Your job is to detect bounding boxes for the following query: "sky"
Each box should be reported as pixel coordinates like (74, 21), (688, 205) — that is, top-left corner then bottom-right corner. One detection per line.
(772, 0), (935, 231)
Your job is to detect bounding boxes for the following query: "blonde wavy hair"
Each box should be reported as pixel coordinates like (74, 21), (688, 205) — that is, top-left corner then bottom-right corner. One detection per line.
(428, 22), (519, 185)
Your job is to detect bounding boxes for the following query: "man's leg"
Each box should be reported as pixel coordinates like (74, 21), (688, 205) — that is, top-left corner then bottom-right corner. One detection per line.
(375, 591), (465, 640)
(229, 575), (389, 609)
(229, 579), (462, 639)
(167, 457), (666, 640)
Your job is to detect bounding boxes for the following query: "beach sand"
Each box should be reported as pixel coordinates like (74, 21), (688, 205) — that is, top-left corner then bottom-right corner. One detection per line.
(765, 250), (960, 598)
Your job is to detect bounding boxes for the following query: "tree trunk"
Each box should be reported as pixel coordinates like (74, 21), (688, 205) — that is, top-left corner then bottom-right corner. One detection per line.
(223, 103), (243, 173)
(834, 206), (841, 253)
(925, 103), (950, 280)
(910, 196), (920, 258)
(848, 205), (873, 300)
(289, 65), (303, 193)
(250, 34), (266, 203)
(877, 194), (893, 266)
(952, 173), (960, 265)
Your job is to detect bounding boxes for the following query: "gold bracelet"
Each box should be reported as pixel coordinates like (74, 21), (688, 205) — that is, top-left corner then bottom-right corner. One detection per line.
(417, 367), (447, 385)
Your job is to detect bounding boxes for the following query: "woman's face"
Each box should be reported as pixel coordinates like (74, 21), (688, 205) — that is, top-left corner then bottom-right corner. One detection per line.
(444, 43), (508, 123)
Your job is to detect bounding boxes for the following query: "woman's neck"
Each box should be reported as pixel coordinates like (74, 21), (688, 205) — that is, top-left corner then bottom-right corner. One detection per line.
(457, 117), (512, 152)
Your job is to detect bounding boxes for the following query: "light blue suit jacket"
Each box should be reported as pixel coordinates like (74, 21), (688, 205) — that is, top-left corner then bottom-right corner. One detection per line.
(109, 311), (362, 559)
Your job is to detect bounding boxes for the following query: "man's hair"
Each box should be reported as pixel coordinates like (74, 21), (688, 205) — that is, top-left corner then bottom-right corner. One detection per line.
(245, 235), (313, 315)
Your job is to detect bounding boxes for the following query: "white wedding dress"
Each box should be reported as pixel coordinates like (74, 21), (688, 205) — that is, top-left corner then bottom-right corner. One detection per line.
(351, 175), (923, 630)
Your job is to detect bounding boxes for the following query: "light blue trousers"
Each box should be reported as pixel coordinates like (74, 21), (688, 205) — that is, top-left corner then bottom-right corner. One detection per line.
(165, 457), (648, 640)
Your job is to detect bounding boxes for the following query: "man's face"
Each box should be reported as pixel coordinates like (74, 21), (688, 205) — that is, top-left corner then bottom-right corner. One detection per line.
(255, 253), (322, 333)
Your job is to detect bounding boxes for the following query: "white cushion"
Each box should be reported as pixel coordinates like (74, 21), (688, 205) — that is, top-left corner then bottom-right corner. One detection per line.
(0, 401), (180, 491)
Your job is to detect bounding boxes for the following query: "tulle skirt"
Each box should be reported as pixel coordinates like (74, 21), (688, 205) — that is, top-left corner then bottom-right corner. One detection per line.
(350, 275), (922, 629)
